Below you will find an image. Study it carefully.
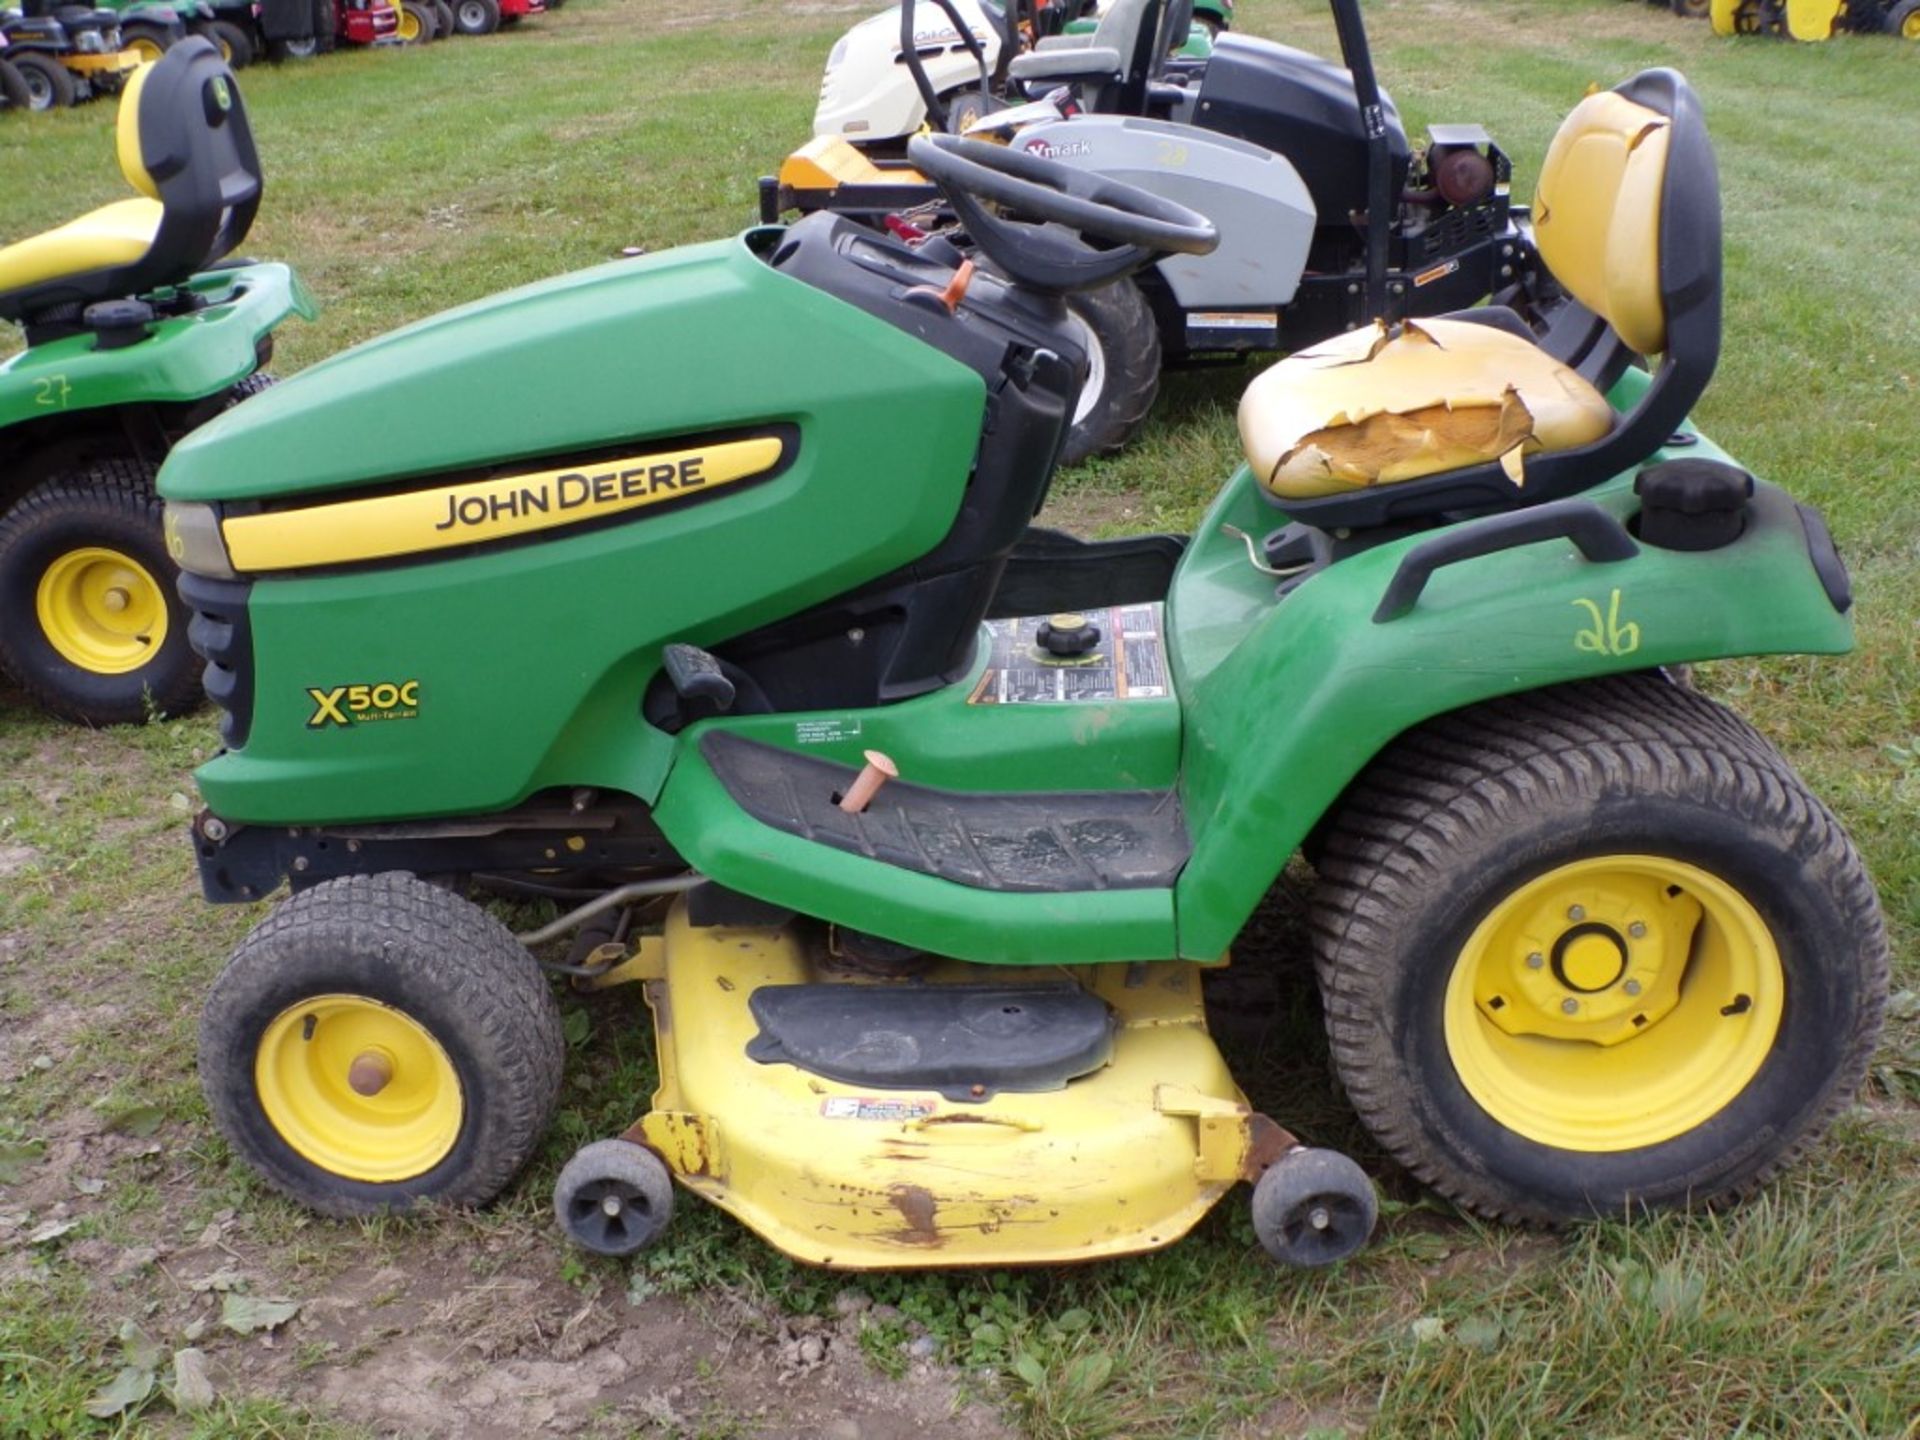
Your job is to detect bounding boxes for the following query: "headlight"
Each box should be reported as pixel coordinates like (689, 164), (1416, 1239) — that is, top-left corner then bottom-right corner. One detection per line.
(75, 30), (105, 51)
(826, 36), (848, 68)
(164, 503), (238, 581)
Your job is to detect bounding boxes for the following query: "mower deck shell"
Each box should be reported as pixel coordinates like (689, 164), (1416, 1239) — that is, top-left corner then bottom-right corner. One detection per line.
(632, 900), (1275, 1269)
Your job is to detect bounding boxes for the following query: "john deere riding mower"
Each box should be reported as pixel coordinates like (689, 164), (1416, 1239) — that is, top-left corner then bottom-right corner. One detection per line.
(1711, 0), (1918, 36)
(776, 0), (1542, 464)
(171, 63), (1884, 1271)
(0, 40), (308, 723)
(2, 0), (138, 107)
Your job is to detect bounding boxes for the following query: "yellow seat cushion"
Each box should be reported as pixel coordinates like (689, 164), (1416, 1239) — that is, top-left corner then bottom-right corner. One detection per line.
(0, 197), (164, 298)
(1239, 318), (1615, 500)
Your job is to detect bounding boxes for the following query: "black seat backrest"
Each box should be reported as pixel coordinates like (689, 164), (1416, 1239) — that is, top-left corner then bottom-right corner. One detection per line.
(0, 37), (262, 325)
(1280, 68), (1721, 529)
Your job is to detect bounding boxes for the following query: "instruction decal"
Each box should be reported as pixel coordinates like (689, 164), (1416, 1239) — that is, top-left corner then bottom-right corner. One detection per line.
(821, 1097), (937, 1122)
(969, 604), (1168, 706)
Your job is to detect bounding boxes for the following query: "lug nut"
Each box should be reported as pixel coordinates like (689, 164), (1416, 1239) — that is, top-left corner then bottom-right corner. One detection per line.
(1526, 952), (1545, 970)
(1624, 979), (1642, 997)
(1629, 922), (1647, 939)
(1561, 998), (1579, 1015)
(1567, 905), (1586, 922)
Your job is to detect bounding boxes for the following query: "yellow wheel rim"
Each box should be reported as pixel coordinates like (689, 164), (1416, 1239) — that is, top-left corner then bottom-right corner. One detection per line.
(1903, 9), (1920, 38)
(127, 36), (166, 61)
(255, 994), (463, 1183)
(34, 546), (169, 675)
(397, 6), (421, 39)
(1444, 855), (1784, 1152)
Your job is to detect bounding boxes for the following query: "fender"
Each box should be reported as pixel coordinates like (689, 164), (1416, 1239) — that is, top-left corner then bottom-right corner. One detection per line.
(1169, 419), (1853, 959)
(0, 262), (311, 433)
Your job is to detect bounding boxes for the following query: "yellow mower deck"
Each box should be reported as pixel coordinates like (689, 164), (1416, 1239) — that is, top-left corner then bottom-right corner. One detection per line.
(606, 902), (1288, 1269)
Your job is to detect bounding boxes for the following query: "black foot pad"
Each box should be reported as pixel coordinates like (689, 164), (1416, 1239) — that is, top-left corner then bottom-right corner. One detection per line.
(746, 982), (1114, 1102)
(701, 732), (1188, 893)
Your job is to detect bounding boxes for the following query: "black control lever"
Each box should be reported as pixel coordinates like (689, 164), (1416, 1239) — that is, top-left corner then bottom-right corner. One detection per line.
(662, 643), (736, 711)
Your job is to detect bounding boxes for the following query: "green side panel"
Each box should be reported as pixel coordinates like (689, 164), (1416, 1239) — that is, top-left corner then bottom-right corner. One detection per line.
(162, 234), (935, 503)
(652, 673), (1182, 965)
(190, 236), (986, 824)
(1169, 421), (1855, 960)
(0, 264), (307, 431)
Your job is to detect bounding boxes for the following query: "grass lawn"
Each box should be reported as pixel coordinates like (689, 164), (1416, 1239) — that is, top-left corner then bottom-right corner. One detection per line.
(2, 0), (1917, 1435)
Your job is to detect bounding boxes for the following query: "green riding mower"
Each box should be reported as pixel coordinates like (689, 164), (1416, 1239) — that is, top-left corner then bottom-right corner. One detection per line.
(0, 40), (308, 724)
(171, 66), (1885, 1271)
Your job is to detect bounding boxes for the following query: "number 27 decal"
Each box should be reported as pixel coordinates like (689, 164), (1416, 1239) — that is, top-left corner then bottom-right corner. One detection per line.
(33, 376), (72, 409)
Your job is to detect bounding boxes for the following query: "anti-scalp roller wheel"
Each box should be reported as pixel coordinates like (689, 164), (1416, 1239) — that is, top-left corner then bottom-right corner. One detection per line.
(1251, 1148), (1378, 1268)
(553, 1139), (674, 1256)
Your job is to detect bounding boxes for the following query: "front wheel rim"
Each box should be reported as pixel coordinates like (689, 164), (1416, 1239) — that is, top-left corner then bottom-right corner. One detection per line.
(1068, 312), (1107, 429)
(1443, 855), (1785, 1153)
(22, 68), (52, 107)
(255, 994), (464, 1183)
(35, 545), (168, 674)
(128, 35), (166, 61)
(398, 7), (420, 38)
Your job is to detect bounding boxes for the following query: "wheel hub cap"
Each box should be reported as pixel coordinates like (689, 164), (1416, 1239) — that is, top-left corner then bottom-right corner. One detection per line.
(34, 546), (168, 674)
(255, 995), (462, 1182)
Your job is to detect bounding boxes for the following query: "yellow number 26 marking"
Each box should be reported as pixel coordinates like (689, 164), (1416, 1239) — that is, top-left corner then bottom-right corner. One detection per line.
(1572, 588), (1641, 657)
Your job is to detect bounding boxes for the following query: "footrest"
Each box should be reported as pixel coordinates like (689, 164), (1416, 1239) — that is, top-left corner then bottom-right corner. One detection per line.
(745, 982), (1114, 1101)
(700, 732), (1189, 892)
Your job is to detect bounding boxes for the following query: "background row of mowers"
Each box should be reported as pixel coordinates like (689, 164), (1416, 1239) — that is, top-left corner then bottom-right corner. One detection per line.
(0, 0), (561, 113)
(1640, 0), (1919, 39)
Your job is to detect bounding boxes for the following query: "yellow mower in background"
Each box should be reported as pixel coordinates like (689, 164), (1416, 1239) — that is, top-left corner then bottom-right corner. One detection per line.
(1710, 0), (1919, 39)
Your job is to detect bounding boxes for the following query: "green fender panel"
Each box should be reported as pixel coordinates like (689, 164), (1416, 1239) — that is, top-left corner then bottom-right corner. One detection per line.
(1167, 432), (1854, 960)
(0, 263), (308, 432)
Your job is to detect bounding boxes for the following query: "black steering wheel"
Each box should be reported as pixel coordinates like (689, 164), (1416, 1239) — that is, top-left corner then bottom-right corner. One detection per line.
(905, 132), (1217, 293)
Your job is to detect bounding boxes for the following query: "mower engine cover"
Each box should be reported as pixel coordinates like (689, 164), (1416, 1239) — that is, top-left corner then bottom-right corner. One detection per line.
(815, 0), (1006, 142)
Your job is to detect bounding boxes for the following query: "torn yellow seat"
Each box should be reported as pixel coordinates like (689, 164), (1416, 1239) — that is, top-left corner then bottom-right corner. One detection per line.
(0, 198), (165, 299)
(1238, 318), (1615, 501)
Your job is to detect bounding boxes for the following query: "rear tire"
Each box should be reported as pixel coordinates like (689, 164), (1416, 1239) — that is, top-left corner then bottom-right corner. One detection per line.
(199, 872), (566, 1217)
(1311, 673), (1888, 1225)
(0, 58), (30, 113)
(11, 53), (76, 110)
(397, 0), (436, 42)
(0, 461), (201, 724)
(197, 18), (256, 65)
(1060, 277), (1160, 466)
(432, 0), (455, 32)
(452, 0), (500, 34)
(1885, 0), (1920, 36)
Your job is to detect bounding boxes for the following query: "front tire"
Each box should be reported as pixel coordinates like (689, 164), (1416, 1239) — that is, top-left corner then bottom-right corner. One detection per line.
(120, 23), (174, 62)
(197, 17), (256, 65)
(1311, 673), (1888, 1224)
(1060, 276), (1161, 467)
(0, 58), (31, 113)
(0, 461), (200, 724)
(200, 873), (566, 1217)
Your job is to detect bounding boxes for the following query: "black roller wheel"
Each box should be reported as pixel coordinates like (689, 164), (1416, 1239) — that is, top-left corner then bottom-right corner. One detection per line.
(0, 460), (201, 724)
(1060, 276), (1161, 467)
(553, 1139), (674, 1256)
(199, 872), (566, 1217)
(1312, 673), (1889, 1225)
(0, 58), (30, 113)
(11, 52), (76, 110)
(452, 0), (500, 34)
(1251, 1148), (1377, 1267)
(196, 17), (256, 64)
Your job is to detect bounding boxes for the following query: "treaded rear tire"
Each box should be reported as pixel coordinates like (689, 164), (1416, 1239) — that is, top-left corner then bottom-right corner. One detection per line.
(1310, 672), (1888, 1224)
(11, 53), (76, 110)
(197, 18), (256, 66)
(1060, 276), (1161, 467)
(0, 460), (201, 724)
(199, 872), (566, 1217)
(0, 58), (30, 113)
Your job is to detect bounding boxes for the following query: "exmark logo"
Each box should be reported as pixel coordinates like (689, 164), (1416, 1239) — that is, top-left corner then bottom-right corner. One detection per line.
(1023, 137), (1091, 160)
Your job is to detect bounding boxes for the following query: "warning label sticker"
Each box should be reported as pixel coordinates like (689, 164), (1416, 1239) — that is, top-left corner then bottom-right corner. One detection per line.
(821, 1097), (937, 1122)
(968, 604), (1168, 706)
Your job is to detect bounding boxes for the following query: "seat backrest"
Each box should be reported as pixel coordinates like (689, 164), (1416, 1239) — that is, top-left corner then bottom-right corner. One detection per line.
(1275, 68), (1722, 529)
(118, 35), (263, 284)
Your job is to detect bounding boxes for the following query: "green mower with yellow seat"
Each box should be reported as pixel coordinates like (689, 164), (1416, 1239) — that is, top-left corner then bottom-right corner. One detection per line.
(0, 38), (308, 724)
(171, 66), (1884, 1270)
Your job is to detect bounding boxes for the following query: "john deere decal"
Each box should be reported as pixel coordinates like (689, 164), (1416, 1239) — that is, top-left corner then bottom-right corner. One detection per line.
(221, 435), (785, 573)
